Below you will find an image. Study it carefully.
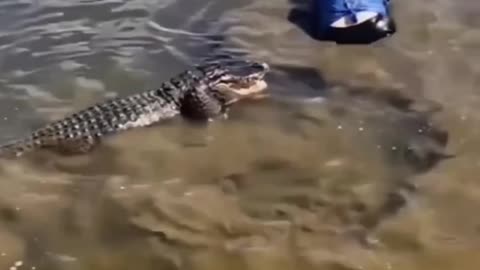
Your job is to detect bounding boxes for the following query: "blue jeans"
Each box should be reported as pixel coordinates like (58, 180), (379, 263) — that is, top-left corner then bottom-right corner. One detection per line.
(315, 0), (391, 32)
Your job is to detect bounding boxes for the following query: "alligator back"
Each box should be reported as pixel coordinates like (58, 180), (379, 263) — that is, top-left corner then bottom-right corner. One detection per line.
(0, 88), (183, 157)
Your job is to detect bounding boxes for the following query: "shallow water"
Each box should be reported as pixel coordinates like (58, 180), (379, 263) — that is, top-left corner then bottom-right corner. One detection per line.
(0, 0), (479, 269)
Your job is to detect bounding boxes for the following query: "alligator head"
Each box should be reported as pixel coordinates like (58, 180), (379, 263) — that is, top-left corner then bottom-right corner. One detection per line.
(180, 60), (270, 120)
(200, 60), (270, 105)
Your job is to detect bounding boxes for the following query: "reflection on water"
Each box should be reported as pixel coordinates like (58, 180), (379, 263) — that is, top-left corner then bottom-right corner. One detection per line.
(0, 0), (479, 269)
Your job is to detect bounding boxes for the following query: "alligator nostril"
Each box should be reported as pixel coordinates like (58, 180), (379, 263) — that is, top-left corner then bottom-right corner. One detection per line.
(251, 62), (270, 72)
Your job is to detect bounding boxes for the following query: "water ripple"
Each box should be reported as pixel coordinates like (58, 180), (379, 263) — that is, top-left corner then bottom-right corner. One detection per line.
(0, 0), (256, 102)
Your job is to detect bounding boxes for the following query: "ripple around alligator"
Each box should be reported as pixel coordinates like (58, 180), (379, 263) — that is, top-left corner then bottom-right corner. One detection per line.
(1, 0), (480, 270)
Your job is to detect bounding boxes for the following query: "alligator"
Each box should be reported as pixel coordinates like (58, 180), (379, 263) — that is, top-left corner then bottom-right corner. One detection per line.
(0, 60), (270, 158)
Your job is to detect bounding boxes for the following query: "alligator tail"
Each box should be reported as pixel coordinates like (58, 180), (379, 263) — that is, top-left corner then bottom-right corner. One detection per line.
(0, 137), (37, 158)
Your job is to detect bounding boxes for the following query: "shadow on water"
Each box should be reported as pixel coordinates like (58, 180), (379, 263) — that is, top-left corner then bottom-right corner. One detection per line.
(321, 82), (453, 230)
(287, 0), (319, 41)
(281, 63), (451, 168)
(261, 64), (453, 230)
(268, 64), (328, 98)
(264, 64), (451, 176)
(326, 83), (452, 175)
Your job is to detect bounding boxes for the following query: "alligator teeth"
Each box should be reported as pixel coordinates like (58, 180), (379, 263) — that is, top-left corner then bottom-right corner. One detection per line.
(233, 80), (268, 96)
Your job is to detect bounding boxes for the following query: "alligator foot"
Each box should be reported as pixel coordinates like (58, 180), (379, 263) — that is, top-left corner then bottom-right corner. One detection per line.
(45, 136), (99, 155)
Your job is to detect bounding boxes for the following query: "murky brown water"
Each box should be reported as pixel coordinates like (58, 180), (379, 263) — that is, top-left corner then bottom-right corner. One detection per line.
(0, 0), (479, 269)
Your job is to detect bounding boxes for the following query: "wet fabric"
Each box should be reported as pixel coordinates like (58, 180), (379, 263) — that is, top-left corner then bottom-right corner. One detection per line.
(314, 0), (395, 44)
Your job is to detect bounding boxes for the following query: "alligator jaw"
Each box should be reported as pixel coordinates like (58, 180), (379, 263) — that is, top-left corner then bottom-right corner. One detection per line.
(231, 79), (268, 96)
(216, 79), (269, 106)
(214, 61), (270, 103)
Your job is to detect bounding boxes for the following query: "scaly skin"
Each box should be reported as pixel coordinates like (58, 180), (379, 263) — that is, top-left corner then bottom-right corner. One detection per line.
(0, 60), (270, 157)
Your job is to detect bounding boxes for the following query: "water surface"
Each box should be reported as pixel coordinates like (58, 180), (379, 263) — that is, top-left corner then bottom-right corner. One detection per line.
(0, 0), (479, 270)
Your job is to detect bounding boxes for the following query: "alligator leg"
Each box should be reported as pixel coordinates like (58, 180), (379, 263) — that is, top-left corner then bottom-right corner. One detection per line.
(180, 85), (224, 121)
